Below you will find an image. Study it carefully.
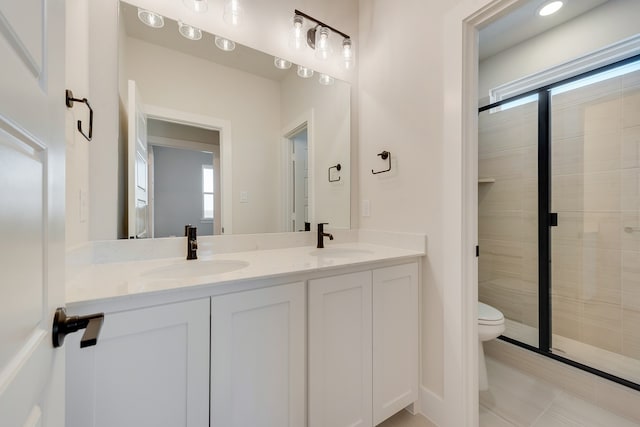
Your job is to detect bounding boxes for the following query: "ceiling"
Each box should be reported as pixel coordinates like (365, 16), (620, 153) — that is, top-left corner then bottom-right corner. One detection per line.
(121, 2), (293, 82)
(479, 0), (610, 60)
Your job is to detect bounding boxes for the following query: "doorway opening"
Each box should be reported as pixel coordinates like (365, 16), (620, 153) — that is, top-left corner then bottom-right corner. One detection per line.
(286, 125), (309, 232)
(478, 54), (640, 391)
(147, 119), (221, 238)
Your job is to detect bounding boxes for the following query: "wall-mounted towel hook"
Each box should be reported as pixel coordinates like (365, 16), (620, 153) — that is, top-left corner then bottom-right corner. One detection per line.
(372, 151), (391, 174)
(65, 89), (93, 141)
(328, 163), (341, 182)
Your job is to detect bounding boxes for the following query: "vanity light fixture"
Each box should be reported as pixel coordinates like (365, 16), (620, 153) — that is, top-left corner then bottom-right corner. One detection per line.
(291, 9), (354, 69)
(297, 65), (314, 78)
(314, 26), (332, 60)
(137, 8), (164, 28)
(342, 38), (354, 70)
(183, 0), (208, 14)
(223, 0), (243, 26)
(274, 57), (292, 70)
(215, 36), (236, 51)
(318, 73), (334, 86)
(178, 21), (203, 40)
(289, 14), (304, 50)
(538, 1), (563, 16)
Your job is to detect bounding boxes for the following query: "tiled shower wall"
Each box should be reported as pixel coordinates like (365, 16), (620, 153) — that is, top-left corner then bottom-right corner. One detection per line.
(551, 70), (640, 359)
(479, 68), (640, 361)
(478, 100), (539, 345)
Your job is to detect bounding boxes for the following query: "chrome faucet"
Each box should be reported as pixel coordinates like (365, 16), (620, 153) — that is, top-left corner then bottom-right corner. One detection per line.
(186, 225), (198, 260)
(317, 223), (334, 248)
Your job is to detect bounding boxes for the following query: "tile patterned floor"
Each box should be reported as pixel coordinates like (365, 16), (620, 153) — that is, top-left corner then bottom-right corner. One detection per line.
(378, 409), (436, 427)
(480, 356), (640, 426)
(378, 356), (640, 427)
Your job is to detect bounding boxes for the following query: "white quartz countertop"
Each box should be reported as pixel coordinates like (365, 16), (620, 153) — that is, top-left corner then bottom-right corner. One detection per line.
(66, 242), (424, 306)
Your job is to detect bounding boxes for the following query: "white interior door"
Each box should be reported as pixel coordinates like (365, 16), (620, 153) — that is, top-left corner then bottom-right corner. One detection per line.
(293, 132), (308, 231)
(0, 1), (66, 426)
(127, 80), (149, 238)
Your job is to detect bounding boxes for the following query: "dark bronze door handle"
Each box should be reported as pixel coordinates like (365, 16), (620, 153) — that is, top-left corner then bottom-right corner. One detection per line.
(52, 307), (104, 348)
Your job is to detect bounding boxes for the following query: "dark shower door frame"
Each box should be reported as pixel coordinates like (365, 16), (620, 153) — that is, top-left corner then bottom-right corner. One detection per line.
(478, 53), (640, 392)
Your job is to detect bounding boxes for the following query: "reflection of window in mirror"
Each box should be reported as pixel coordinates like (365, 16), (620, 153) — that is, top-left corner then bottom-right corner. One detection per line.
(202, 165), (214, 220)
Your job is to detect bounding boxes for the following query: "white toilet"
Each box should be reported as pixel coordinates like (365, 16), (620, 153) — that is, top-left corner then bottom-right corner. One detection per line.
(478, 302), (505, 391)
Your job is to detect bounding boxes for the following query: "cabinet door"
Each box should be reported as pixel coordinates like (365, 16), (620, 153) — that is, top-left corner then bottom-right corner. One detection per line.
(211, 282), (305, 427)
(66, 299), (210, 427)
(372, 263), (419, 425)
(309, 271), (372, 427)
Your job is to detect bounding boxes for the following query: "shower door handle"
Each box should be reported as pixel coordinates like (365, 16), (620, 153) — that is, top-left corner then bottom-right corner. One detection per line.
(550, 213), (558, 227)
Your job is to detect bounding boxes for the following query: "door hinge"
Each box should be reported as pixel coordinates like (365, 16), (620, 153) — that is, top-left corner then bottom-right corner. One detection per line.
(550, 212), (558, 227)
(476, 245), (479, 257)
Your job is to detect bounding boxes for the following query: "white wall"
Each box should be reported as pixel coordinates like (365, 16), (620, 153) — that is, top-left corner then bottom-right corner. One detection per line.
(479, 0), (640, 99)
(124, 37), (282, 234)
(88, 0), (123, 240)
(65, 0), (91, 247)
(359, 0), (640, 423)
(280, 70), (351, 229)
(358, 0), (469, 404)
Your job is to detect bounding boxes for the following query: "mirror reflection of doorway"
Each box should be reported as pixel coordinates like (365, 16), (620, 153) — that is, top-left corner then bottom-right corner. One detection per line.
(147, 120), (221, 237)
(289, 126), (308, 232)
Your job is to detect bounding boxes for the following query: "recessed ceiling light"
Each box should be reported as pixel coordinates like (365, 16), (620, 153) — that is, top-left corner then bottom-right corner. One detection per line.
(178, 22), (202, 40)
(538, 1), (563, 16)
(318, 74), (334, 86)
(274, 57), (292, 70)
(297, 65), (314, 78)
(215, 36), (236, 51)
(137, 8), (164, 28)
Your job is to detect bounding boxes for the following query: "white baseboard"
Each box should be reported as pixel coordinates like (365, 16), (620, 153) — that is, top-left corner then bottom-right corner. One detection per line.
(419, 385), (444, 427)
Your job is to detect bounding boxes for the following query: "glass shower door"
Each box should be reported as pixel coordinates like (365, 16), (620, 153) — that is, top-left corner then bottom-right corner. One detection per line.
(478, 96), (539, 348)
(550, 62), (640, 383)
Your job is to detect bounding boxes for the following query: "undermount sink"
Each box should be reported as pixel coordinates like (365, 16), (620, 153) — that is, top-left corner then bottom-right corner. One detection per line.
(309, 247), (374, 258)
(141, 259), (249, 280)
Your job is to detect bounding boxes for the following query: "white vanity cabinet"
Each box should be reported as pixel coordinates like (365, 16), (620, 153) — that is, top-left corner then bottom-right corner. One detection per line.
(210, 281), (306, 427)
(308, 262), (419, 427)
(65, 251), (421, 427)
(65, 299), (210, 427)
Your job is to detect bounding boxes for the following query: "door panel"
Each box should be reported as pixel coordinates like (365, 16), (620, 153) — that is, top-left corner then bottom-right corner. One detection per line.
(1, 0), (43, 75)
(211, 282), (306, 427)
(0, 0), (66, 426)
(372, 263), (419, 425)
(309, 271), (372, 427)
(478, 97), (539, 348)
(550, 64), (640, 383)
(66, 299), (210, 427)
(0, 133), (44, 370)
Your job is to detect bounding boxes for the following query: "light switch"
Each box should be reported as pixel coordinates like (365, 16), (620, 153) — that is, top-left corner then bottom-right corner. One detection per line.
(240, 191), (248, 203)
(362, 199), (370, 217)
